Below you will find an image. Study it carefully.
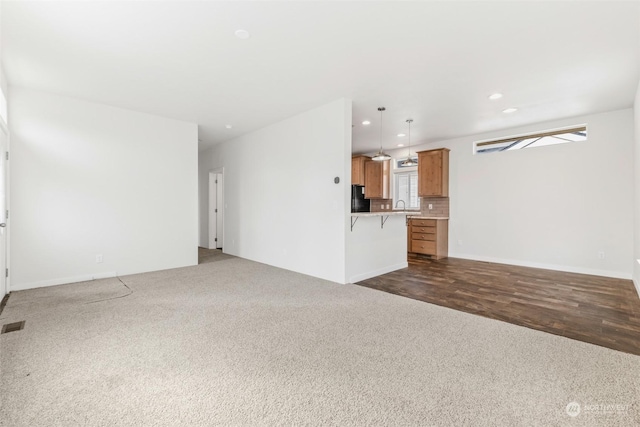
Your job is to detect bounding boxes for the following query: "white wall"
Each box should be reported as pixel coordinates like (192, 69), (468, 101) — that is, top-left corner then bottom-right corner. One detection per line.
(10, 87), (198, 290)
(0, 0), (7, 122)
(634, 84), (640, 295)
(382, 109), (634, 279)
(199, 98), (351, 284)
(0, 0), (4, 97)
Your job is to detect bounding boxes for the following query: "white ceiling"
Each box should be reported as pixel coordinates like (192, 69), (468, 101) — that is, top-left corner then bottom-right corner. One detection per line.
(2, 1), (639, 154)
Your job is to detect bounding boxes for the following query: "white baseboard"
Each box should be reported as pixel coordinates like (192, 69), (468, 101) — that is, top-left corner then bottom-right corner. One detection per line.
(449, 252), (631, 280)
(10, 272), (118, 292)
(348, 262), (408, 284)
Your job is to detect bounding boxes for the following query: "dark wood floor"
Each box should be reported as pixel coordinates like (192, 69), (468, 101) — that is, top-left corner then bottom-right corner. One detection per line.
(357, 255), (640, 356)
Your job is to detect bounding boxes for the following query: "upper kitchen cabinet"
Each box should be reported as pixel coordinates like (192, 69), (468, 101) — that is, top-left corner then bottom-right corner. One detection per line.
(417, 148), (450, 197)
(364, 159), (390, 199)
(351, 155), (370, 186)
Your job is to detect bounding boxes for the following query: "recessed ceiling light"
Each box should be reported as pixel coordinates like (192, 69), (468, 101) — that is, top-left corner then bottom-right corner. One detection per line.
(489, 93), (503, 100)
(502, 108), (518, 114)
(234, 29), (250, 39)
(397, 133), (406, 137)
(225, 124), (233, 129)
(362, 120), (371, 125)
(397, 143), (405, 147)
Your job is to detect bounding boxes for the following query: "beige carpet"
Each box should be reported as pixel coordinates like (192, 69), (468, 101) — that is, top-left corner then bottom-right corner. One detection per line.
(198, 247), (235, 265)
(1, 255), (638, 426)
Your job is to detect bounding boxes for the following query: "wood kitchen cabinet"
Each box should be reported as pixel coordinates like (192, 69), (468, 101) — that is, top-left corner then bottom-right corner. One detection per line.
(408, 218), (448, 259)
(364, 158), (390, 199)
(417, 148), (449, 197)
(351, 155), (370, 186)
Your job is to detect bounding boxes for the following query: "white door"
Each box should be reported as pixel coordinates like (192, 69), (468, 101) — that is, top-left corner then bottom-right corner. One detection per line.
(0, 126), (7, 297)
(208, 171), (224, 250)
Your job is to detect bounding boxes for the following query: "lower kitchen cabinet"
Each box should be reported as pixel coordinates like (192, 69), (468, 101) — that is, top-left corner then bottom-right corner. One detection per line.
(408, 218), (448, 259)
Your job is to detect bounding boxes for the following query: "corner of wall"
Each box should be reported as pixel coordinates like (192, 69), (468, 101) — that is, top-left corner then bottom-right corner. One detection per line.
(634, 77), (640, 298)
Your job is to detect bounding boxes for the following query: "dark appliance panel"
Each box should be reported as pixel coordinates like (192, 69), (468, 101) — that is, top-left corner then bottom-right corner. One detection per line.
(351, 185), (370, 213)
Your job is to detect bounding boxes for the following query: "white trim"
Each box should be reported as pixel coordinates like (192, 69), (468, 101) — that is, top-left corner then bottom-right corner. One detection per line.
(347, 261), (408, 284)
(5, 120), (10, 294)
(209, 167), (224, 251)
(10, 272), (118, 291)
(1, 123), (7, 296)
(208, 172), (216, 249)
(633, 259), (640, 299)
(449, 251), (631, 280)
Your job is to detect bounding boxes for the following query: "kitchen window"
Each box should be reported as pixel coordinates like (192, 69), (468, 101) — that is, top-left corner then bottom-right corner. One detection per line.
(393, 167), (420, 209)
(474, 125), (587, 154)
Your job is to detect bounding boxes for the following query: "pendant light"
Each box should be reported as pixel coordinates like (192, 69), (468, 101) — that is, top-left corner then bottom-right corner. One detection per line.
(372, 107), (391, 161)
(400, 119), (416, 166)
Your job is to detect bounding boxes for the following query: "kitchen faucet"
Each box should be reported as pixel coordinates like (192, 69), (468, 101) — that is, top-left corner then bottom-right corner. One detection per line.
(395, 200), (406, 210)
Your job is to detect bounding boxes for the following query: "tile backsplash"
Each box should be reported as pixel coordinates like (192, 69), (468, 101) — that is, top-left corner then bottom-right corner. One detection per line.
(369, 197), (449, 217)
(420, 197), (449, 217)
(369, 199), (393, 212)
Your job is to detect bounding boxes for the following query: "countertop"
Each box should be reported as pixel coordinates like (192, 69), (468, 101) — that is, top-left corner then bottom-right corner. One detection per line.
(351, 211), (449, 220)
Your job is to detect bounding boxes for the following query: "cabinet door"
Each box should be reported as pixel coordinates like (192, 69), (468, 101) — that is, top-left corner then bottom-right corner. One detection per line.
(364, 159), (390, 199)
(351, 156), (366, 185)
(418, 150), (447, 197)
(364, 160), (382, 198)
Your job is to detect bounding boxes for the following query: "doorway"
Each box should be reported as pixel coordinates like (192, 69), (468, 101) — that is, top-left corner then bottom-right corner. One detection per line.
(208, 169), (224, 250)
(0, 122), (8, 297)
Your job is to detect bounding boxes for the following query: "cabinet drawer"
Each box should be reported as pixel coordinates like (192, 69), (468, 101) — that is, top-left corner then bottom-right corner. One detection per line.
(411, 240), (436, 254)
(411, 219), (436, 227)
(412, 232), (436, 241)
(412, 226), (435, 234)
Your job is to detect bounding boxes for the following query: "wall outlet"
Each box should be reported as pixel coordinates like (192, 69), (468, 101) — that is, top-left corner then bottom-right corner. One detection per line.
(96, 254), (103, 263)
(597, 251), (605, 259)
(428, 204), (433, 210)
(385, 204), (390, 210)
(457, 239), (462, 246)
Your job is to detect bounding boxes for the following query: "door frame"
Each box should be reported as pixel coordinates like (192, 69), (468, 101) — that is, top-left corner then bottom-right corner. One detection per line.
(208, 167), (224, 250)
(0, 118), (9, 296)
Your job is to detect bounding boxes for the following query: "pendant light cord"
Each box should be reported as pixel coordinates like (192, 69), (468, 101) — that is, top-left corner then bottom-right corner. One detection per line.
(373, 107), (390, 161)
(379, 107), (385, 153)
(407, 119), (413, 158)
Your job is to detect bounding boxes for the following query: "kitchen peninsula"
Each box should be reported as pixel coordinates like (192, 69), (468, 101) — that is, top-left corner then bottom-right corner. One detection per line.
(347, 148), (450, 283)
(346, 212), (449, 283)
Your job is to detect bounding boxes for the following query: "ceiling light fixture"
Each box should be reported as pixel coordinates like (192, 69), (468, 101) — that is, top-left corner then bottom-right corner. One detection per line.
(397, 143), (404, 147)
(234, 29), (250, 39)
(489, 93), (503, 100)
(225, 124), (233, 129)
(502, 108), (518, 114)
(372, 107), (391, 161)
(397, 133), (406, 137)
(400, 119), (416, 167)
(362, 120), (371, 125)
